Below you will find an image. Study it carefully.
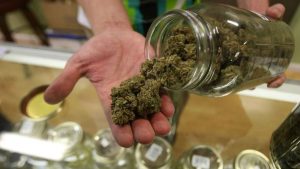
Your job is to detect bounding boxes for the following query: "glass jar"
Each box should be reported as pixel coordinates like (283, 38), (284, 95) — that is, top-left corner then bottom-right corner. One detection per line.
(92, 128), (134, 169)
(270, 103), (300, 169)
(176, 145), (223, 169)
(14, 118), (48, 138)
(234, 150), (271, 169)
(47, 122), (93, 169)
(135, 136), (173, 169)
(164, 90), (189, 144)
(145, 3), (294, 96)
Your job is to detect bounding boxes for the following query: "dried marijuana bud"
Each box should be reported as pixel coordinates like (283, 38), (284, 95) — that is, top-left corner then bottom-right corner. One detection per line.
(137, 79), (161, 117)
(111, 27), (197, 125)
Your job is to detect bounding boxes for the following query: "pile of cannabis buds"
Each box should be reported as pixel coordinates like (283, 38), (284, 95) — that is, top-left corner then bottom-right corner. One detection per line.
(111, 26), (196, 125)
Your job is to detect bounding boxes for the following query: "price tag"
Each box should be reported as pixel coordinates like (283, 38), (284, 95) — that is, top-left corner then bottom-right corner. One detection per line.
(145, 143), (163, 162)
(192, 155), (210, 169)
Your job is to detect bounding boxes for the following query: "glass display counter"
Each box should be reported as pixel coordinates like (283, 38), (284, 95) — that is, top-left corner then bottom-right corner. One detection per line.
(0, 43), (299, 169)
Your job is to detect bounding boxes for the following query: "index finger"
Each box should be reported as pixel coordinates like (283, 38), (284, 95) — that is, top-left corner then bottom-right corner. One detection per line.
(44, 58), (82, 104)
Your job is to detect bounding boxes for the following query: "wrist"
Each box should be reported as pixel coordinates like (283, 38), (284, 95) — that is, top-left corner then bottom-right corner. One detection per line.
(92, 21), (133, 35)
(77, 0), (132, 35)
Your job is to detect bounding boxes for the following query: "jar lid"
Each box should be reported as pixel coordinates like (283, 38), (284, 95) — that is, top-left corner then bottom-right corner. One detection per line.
(234, 150), (271, 169)
(92, 128), (125, 163)
(20, 85), (64, 121)
(135, 137), (173, 168)
(47, 122), (83, 152)
(185, 145), (223, 169)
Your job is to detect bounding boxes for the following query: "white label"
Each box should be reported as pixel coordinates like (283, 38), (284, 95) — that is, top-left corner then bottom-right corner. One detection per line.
(192, 155), (210, 169)
(145, 143), (163, 162)
(100, 138), (110, 147)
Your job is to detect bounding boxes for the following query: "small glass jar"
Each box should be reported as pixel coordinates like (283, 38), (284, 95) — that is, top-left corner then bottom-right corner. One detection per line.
(234, 150), (271, 169)
(47, 122), (93, 169)
(145, 3), (294, 96)
(135, 136), (173, 169)
(270, 103), (300, 169)
(92, 128), (134, 169)
(176, 145), (223, 169)
(14, 117), (48, 138)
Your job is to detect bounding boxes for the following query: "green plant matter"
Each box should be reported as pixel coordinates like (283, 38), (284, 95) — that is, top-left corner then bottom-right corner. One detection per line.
(111, 27), (196, 125)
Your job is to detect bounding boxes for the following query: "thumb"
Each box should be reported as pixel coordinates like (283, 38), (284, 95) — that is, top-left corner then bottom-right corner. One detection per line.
(44, 58), (83, 104)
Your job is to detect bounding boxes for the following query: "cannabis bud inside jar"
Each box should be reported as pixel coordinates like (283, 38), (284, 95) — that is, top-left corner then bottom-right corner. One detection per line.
(111, 3), (294, 125)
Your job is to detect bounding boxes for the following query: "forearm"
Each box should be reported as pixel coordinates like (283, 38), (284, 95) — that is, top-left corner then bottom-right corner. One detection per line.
(237, 0), (269, 13)
(78, 0), (132, 34)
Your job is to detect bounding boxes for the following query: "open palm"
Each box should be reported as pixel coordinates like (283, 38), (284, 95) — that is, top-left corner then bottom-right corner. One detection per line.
(44, 30), (174, 147)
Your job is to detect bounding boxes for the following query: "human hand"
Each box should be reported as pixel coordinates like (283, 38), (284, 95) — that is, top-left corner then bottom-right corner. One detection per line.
(44, 29), (174, 147)
(265, 4), (286, 88)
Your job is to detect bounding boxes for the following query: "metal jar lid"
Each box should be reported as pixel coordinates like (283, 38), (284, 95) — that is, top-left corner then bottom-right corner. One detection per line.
(135, 136), (173, 169)
(185, 145), (223, 169)
(20, 85), (64, 121)
(234, 150), (271, 169)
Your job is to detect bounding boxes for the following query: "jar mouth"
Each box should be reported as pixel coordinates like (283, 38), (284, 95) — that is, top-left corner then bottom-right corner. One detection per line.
(145, 9), (215, 90)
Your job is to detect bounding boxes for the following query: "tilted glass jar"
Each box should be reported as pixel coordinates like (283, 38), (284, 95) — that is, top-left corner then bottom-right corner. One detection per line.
(270, 103), (300, 169)
(145, 3), (294, 96)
